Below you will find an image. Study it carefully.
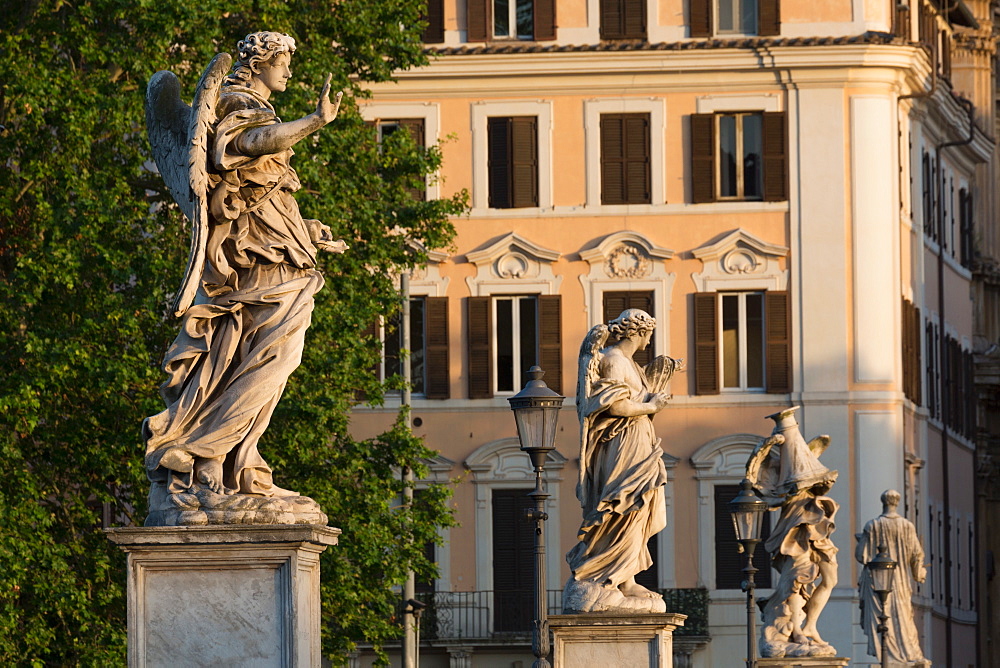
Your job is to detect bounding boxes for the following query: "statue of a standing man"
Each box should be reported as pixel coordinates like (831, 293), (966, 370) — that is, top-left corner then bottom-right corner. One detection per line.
(855, 489), (928, 665)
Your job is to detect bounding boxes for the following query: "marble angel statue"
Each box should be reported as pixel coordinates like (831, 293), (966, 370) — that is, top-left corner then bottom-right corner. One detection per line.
(142, 32), (348, 526)
(745, 407), (839, 658)
(563, 309), (683, 614)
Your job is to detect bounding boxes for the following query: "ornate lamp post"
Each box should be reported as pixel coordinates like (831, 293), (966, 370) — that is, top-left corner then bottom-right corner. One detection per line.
(729, 478), (768, 668)
(508, 366), (564, 668)
(867, 545), (897, 668)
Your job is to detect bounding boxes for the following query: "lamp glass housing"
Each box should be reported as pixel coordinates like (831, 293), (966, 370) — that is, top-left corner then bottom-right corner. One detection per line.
(868, 547), (897, 596)
(507, 366), (565, 454)
(729, 479), (767, 543)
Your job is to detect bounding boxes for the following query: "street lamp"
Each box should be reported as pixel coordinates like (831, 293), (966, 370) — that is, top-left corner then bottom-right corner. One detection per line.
(867, 545), (897, 668)
(508, 366), (564, 668)
(729, 478), (768, 668)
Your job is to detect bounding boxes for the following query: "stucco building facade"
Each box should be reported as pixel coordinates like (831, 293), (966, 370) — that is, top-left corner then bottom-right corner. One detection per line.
(350, 1), (999, 666)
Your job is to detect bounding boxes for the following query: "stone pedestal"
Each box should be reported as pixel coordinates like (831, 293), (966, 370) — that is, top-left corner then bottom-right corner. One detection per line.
(107, 524), (340, 668)
(548, 613), (687, 668)
(757, 657), (851, 668)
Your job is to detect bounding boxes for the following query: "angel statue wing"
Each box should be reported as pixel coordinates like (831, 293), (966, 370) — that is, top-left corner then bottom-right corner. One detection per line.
(146, 53), (232, 318)
(576, 324), (609, 507)
(745, 433), (785, 505)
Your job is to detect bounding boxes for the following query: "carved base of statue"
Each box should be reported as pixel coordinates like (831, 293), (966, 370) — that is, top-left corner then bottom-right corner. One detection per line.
(146, 484), (327, 527)
(562, 578), (667, 615)
(107, 524), (339, 667)
(549, 613), (686, 668)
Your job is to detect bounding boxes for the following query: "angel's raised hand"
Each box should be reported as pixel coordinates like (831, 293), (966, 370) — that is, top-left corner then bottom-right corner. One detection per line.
(316, 74), (342, 124)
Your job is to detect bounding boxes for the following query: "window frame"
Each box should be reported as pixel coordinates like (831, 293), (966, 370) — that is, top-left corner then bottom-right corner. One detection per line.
(359, 104), (440, 201)
(584, 98), (665, 208)
(714, 0), (758, 35)
(714, 112), (764, 202)
(472, 100), (552, 212)
(599, 112), (652, 205)
(491, 294), (540, 396)
(718, 291), (766, 392)
(492, 0), (534, 39)
(382, 296), (429, 396)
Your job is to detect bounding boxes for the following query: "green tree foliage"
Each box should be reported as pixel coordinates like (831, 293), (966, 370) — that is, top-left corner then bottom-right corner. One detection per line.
(0, 1), (466, 664)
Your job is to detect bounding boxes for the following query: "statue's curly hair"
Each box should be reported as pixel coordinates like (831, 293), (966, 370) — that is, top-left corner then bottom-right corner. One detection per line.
(607, 308), (656, 342)
(225, 31), (297, 87)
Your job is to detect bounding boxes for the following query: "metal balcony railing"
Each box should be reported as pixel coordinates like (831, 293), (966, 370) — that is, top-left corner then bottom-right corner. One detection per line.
(410, 588), (709, 641)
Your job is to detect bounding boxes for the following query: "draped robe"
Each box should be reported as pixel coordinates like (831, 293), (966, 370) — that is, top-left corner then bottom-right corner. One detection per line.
(566, 353), (668, 587)
(143, 85), (327, 497)
(856, 513), (927, 663)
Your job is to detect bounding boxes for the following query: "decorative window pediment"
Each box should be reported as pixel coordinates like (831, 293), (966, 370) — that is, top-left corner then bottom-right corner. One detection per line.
(580, 231), (674, 279)
(465, 437), (567, 480)
(395, 238), (450, 296)
(465, 232), (562, 296)
(690, 433), (763, 478)
(691, 228), (788, 292)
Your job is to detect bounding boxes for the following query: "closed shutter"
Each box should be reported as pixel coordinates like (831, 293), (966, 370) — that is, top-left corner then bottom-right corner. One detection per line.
(765, 291), (791, 394)
(601, 114), (650, 205)
(603, 291), (655, 366)
(468, 297), (492, 398)
(511, 116), (539, 208)
(762, 112), (787, 202)
(893, 3), (910, 40)
(941, 30), (952, 79)
(422, 0), (445, 43)
(758, 0), (780, 36)
(534, 0), (557, 40)
(689, 0), (711, 37)
(398, 119), (427, 201)
(467, 0), (489, 42)
(901, 297), (912, 402)
(715, 484), (772, 589)
(492, 489), (535, 632)
(912, 304), (922, 406)
(690, 114), (715, 203)
(600, 0), (646, 39)
(425, 297), (450, 399)
(694, 293), (719, 395)
(488, 117), (511, 209)
(538, 295), (563, 395)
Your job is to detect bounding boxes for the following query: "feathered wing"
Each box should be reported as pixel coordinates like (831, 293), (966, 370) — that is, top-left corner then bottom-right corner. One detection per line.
(807, 434), (831, 458)
(146, 53), (232, 318)
(746, 433), (785, 504)
(576, 324), (608, 506)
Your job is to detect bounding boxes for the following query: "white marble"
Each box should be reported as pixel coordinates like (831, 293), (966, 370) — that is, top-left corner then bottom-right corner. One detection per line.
(855, 490), (928, 665)
(549, 613), (686, 668)
(143, 32), (347, 525)
(107, 525), (340, 667)
(564, 309), (682, 613)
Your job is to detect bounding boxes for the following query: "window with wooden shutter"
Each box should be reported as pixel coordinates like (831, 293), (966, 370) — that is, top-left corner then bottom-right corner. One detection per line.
(689, 0), (711, 36)
(538, 295), (562, 395)
(468, 0), (489, 41)
(694, 293), (719, 395)
(601, 113), (651, 205)
(469, 0), (554, 41)
(690, 114), (716, 203)
(422, 0), (445, 43)
(715, 484), (772, 589)
(534, 0), (557, 40)
(762, 112), (787, 202)
(757, 0), (780, 36)
(764, 290), (791, 394)
(468, 296), (492, 398)
(603, 291), (655, 367)
(488, 116), (538, 209)
(492, 489), (535, 632)
(425, 297), (450, 399)
(380, 119), (427, 202)
(600, 0), (646, 40)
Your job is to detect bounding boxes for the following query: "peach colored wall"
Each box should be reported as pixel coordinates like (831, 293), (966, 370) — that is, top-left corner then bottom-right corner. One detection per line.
(780, 0), (855, 24)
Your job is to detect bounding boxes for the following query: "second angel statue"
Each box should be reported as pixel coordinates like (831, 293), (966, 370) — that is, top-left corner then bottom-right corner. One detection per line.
(563, 309), (683, 614)
(142, 32), (348, 526)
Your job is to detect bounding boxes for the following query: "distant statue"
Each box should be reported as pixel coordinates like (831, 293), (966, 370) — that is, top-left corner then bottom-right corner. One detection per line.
(855, 489), (928, 665)
(746, 407), (839, 658)
(142, 32), (348, 526)
(563, 309), (683, 614)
